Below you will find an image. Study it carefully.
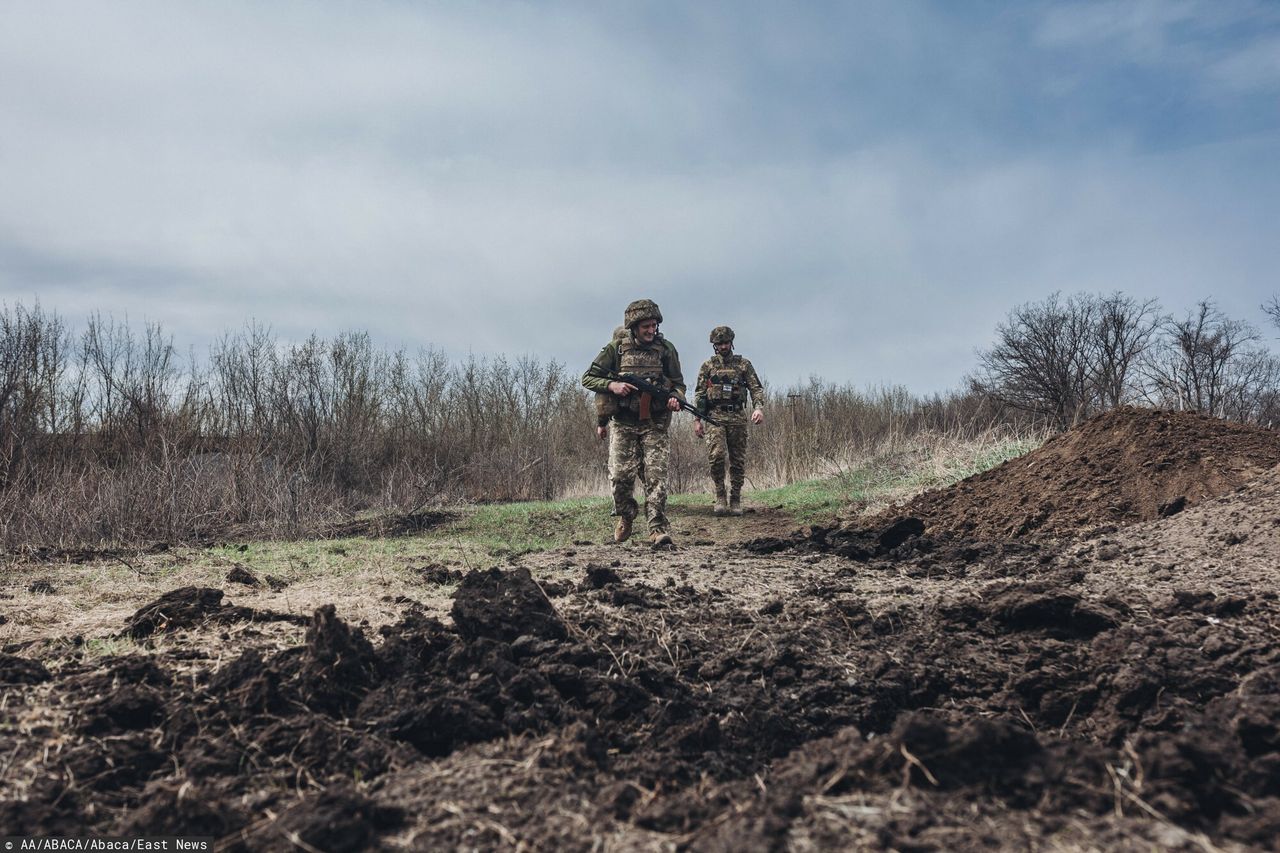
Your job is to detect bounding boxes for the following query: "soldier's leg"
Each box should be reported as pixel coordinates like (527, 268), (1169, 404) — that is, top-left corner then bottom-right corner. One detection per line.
(705, 421), (729, 512)
(727, 424), (749, 514)
(608, 421), (641, 523)
(640, 422), (671, 534)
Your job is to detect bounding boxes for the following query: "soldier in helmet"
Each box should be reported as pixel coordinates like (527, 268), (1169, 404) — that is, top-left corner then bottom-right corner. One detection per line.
(693, 326), (765, 515)
(582, 300), (687, 546)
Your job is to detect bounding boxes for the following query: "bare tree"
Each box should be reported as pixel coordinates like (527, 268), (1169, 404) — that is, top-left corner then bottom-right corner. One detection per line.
(1143, 301), (1260, 416)
(1264, 296), (1280, 332)
(0, 303), (69, 480)
(974, 292), (1100, 431)
(1092, 293), (1161, 408)
(1218, 349), (1280, 424)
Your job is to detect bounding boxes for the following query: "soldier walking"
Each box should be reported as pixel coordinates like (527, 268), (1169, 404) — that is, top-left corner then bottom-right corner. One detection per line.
(582, 300), (687, 545)
(693, 326), (765, 515)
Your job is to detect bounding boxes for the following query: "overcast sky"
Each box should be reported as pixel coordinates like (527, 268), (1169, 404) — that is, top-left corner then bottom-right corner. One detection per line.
(2, 1), (1278, 393)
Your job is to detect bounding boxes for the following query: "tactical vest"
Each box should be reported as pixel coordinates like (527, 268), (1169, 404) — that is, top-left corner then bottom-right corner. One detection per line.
(705, 356), (746, 409)
(618, 337), (670, 420)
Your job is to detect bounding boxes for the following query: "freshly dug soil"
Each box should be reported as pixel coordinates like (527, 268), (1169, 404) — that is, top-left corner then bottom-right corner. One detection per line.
(4, 408), (1280, 849)
(123, 586), (309, 638)
(879, 407), (1280, 540)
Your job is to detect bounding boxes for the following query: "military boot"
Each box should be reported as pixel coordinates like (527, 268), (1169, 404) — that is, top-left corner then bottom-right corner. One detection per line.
(729, 489), (743, 516)
(650, 530), (673, 547)
(614, 515), (633, 543)
(713, 483), (728, 516)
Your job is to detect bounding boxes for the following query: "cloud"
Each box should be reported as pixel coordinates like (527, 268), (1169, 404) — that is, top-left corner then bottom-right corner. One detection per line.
(1208, 33), (1280, 92)
(1035, 0), (1280, 93)
(1, 1), (1277, 396)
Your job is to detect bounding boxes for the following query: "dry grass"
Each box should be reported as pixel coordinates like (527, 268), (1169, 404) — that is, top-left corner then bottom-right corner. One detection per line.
(0, 539), (458, 657)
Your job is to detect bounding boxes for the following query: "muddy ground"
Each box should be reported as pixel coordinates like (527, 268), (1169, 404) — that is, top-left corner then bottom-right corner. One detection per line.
(2, 408), (1280, 851)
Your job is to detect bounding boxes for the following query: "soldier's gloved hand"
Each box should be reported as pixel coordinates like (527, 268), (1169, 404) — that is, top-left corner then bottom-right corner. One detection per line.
(751, 409), (764, 425)
(694, 420), (704, 439)
(666, 397), (681, 412)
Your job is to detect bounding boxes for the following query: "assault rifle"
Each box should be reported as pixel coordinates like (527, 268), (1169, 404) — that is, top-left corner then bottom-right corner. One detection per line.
(590, 367), (726, 426)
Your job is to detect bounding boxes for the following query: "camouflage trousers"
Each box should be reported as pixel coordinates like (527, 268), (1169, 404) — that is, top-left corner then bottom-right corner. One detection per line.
(608, 417), (671, 534)
(704, 417), (748, 494)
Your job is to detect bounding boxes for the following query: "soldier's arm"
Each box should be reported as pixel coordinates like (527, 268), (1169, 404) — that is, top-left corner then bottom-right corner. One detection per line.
(743, 358), (766, 410)
(581, 342), (618, 393)
(693, 360), (711, 412)
(664, 343), (687, 402)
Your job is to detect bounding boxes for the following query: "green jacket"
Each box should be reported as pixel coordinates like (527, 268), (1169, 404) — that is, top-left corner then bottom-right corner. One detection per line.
(582, 334), (687, 401)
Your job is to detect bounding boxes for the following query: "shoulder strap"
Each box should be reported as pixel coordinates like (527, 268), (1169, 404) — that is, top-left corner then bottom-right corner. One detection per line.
(660, 338), (676, 372)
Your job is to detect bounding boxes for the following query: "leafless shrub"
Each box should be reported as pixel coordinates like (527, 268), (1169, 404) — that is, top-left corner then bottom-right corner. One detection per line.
(0, 309), (610, 548)
(1264, 296), (1280, 332)
(1093, 294), (1162, 408)
(1140, 300), (1266, 419)
(738, 381), (1035, 488)
(973, 292), (1125, 430)
(970, 292), (1280, 431)
(972, 292), (1098, 430)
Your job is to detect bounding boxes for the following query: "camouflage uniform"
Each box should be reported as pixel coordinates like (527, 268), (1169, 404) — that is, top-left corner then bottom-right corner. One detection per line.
(694, 330), (765, 513)
(582, 302), (686, 537)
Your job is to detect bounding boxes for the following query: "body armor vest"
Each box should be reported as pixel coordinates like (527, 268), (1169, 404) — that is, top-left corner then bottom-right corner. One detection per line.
(705, 356), (746, 408)
(618, 337), (669, 419)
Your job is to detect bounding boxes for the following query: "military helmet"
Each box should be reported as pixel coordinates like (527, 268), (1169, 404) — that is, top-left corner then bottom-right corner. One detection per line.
(709, 325), (735, 344)
(624, 299), (663, 329)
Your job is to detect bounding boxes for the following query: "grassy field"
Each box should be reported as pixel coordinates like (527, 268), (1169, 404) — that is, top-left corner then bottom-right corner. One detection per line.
(200, 429), (1041, 583)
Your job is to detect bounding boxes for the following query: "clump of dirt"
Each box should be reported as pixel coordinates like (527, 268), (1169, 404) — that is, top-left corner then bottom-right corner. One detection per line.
(581, 564), (623, 589)
(450, 566), (566, 643)
(258, 784), (405, 851)
(225, 564), (261, 587)
(0, 653), (50, 684)
(416, 563), (464, 585)
(746, 517), (925, 560)
(124, 587), (226, 637)
(123, 586), (309, 638)
(878, 407), (1280, 540)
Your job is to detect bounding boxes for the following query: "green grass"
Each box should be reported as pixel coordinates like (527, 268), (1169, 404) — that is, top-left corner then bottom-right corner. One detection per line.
(751, 478), (852, 524)
(200, 497), (617, 580)
(197, 432), (1041, 571)
(203, 531), (514, 590)
(81, 635), (142, 658)
(446, 497), (614, 556)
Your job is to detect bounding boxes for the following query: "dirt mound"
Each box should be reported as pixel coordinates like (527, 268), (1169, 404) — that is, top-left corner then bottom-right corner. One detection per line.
(0, 653), (50, 684)
(880, 407), (1280, 540)
(746, 517), (925, 561)
(124, 586), (309, 638)
(1092, 460), (1280, 595)
(450, 566), (567, 643)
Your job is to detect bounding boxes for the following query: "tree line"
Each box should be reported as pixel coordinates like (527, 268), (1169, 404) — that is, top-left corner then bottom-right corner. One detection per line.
(0, 307), (599, 548)
(973, 293), (1280, 430)
(0, 293), (1275, 549)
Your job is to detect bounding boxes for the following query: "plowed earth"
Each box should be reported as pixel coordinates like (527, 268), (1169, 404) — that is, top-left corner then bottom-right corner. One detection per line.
(879, 406), (1280, 540)
(2, 408), (1279, 851)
